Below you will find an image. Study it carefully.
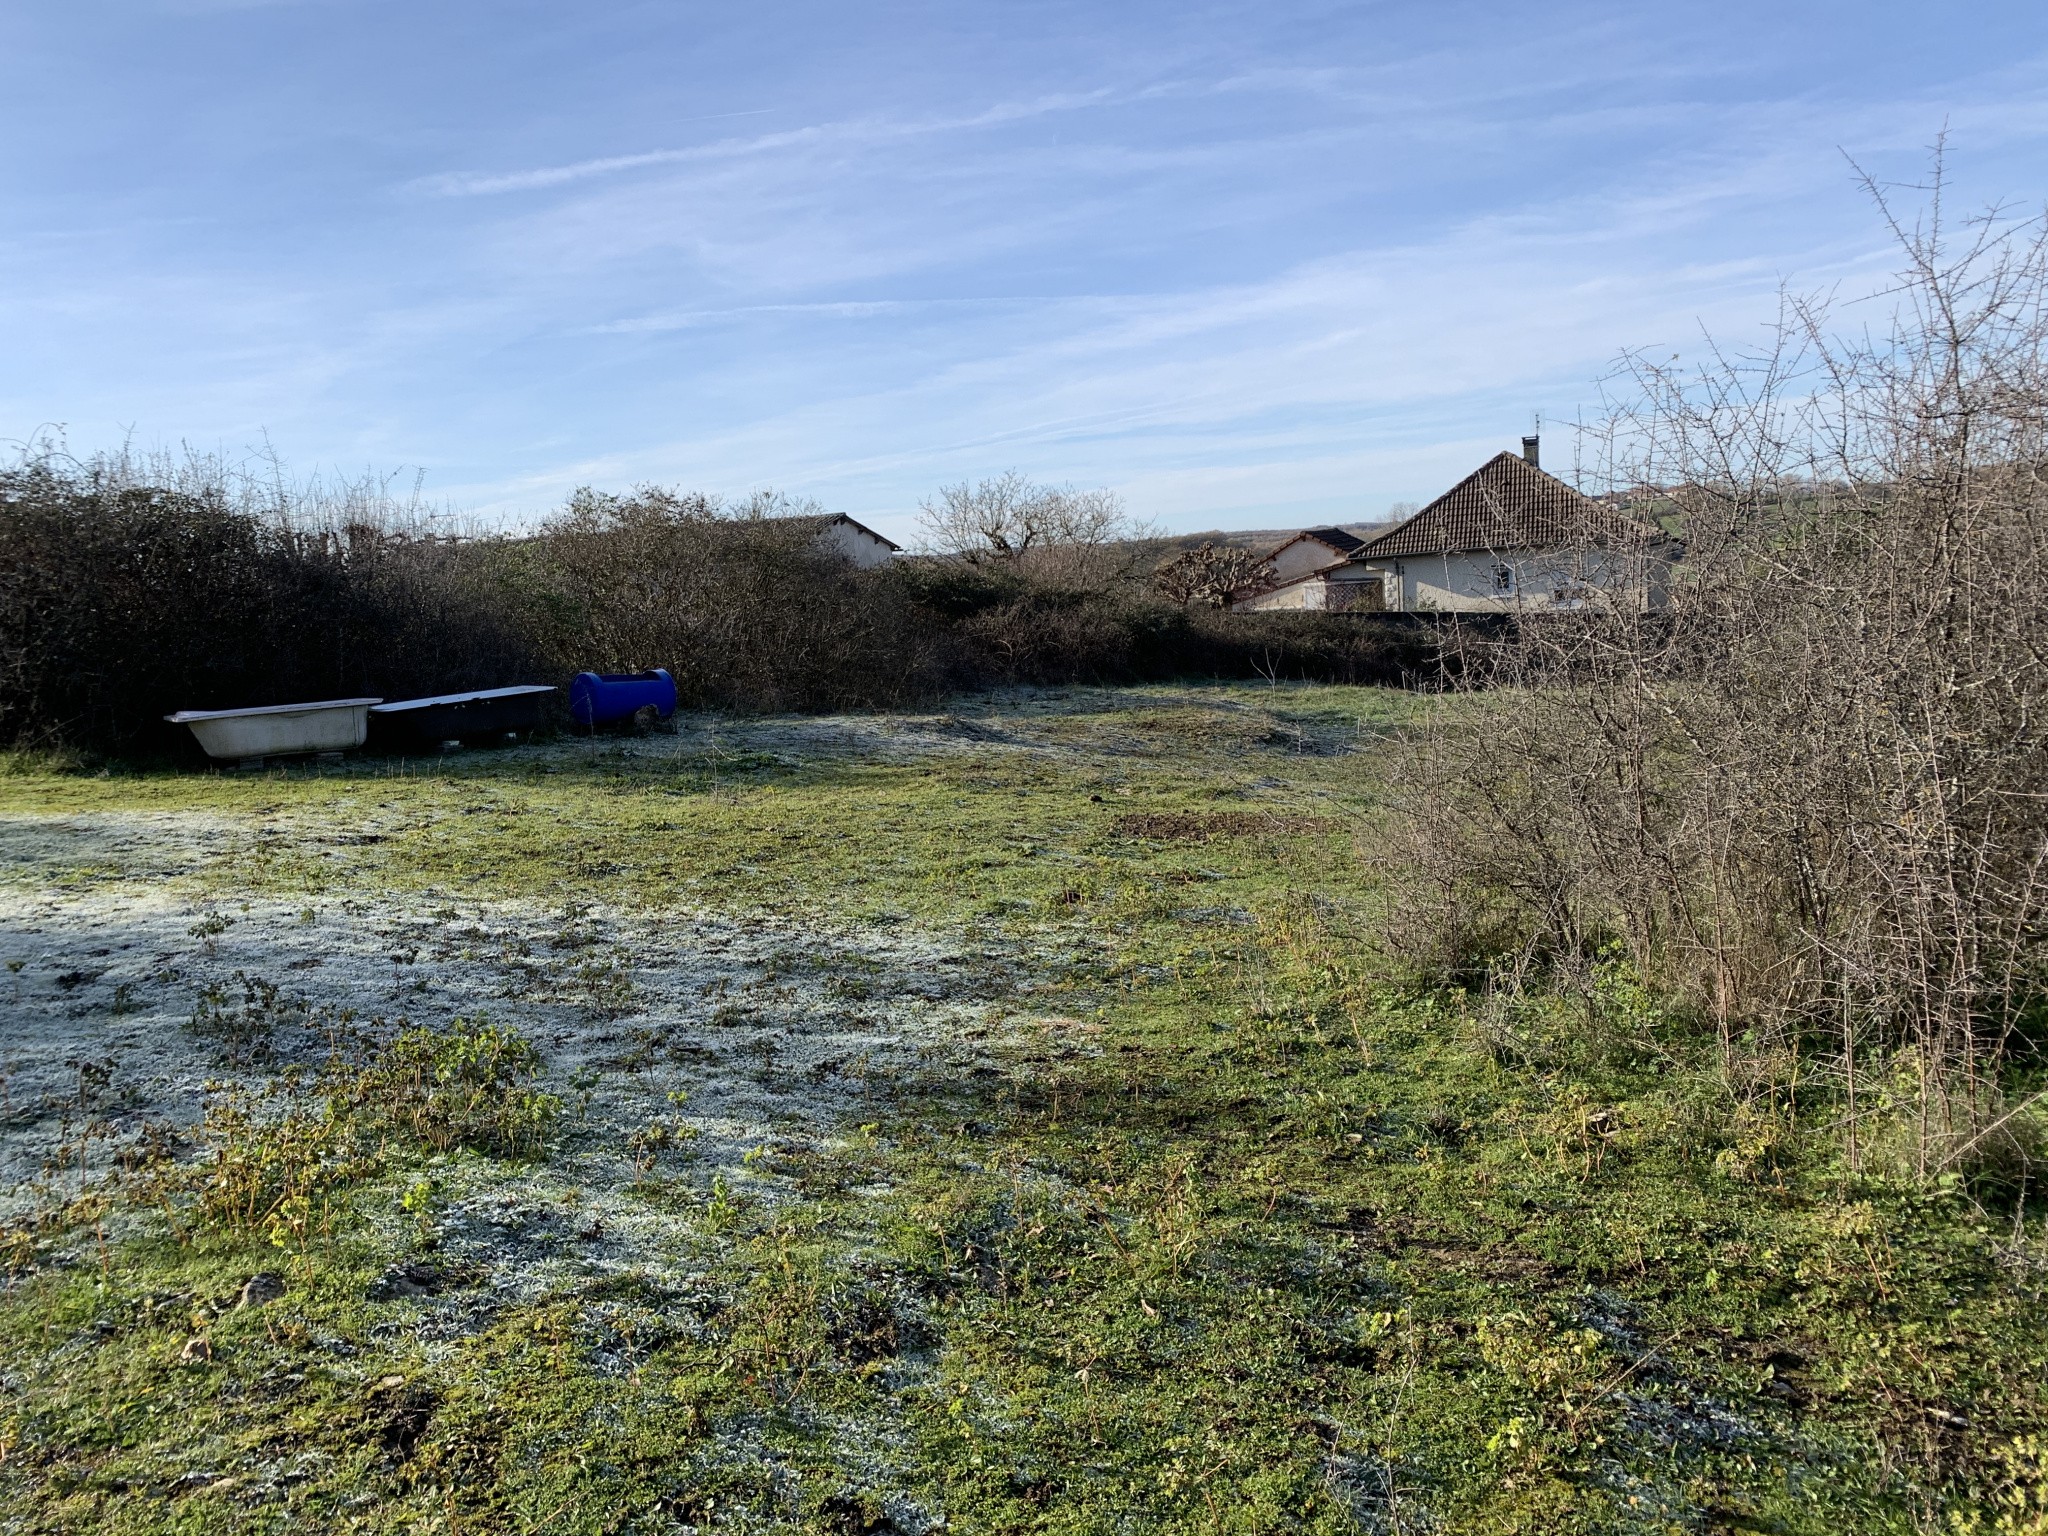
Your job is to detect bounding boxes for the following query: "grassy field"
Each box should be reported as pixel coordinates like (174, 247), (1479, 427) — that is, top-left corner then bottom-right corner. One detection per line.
(1, 684), (2042, 1535)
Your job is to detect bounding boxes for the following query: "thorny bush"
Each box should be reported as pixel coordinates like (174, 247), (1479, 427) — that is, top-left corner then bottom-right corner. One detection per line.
(1389, 160), (2048, 1185)
(340, 1015), (563, 1160)
(2, 449), (1444, 757)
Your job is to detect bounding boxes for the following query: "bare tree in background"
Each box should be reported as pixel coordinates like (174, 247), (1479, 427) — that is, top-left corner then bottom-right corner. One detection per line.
(729, 488), (831, 522)
(918, 471), (1154, 588)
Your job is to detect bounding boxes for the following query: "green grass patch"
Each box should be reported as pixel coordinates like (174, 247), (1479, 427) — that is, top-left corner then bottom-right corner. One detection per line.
(1, 684), (2042, 1532)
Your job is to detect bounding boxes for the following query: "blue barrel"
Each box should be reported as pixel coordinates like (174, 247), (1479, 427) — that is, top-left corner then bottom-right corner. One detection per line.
(569, 669), (677, 728)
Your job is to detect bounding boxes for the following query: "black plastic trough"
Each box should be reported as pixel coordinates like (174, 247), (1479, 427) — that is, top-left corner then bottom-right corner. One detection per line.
(367, 685), (558, 752)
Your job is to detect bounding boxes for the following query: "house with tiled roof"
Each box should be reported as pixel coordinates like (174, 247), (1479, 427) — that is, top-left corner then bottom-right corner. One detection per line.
(1229, 525), (1387, 611)
(1232, 438), (1677, 613)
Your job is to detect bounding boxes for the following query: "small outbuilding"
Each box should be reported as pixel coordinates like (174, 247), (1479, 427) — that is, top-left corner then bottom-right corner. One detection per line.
(1228, 525), (1388, 612)
(781, 512), (902, 569)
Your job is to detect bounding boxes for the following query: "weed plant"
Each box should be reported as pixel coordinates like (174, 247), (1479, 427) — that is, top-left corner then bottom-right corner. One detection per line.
(135, 1014), (562, 1260)
(341, 1016), (562, 1160)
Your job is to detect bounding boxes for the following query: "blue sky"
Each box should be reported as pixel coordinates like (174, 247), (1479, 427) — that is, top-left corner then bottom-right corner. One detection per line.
(5, 2), (2047, 542)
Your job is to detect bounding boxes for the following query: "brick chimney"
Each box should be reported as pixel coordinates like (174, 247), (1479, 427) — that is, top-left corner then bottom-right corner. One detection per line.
(1521, 434), (1540, 469)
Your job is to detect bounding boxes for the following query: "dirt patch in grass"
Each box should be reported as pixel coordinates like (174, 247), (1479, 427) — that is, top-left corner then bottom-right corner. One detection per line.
(1111, 810), (1337, 841)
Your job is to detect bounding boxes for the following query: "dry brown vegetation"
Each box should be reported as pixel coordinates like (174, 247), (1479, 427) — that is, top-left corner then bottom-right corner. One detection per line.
(1391, 165), (2048, 1185)
(1150, 539), (1278, 606)
(0, 460), (1438, 758)
(508, 486), (954, 712)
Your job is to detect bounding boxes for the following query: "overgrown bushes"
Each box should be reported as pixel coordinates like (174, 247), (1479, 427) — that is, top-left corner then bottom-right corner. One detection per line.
(1387, 173), (2048, 1184)
(0, 455), (531, 755)
(510, 488), (956, 712)
(0, 456), (1440, 758)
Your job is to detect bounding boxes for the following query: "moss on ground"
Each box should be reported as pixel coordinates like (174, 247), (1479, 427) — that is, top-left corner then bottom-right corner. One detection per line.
(1, 684), (2042, 1533)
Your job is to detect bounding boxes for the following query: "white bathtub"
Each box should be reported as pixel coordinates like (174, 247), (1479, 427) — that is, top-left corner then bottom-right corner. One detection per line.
(166, 698), (382, 764)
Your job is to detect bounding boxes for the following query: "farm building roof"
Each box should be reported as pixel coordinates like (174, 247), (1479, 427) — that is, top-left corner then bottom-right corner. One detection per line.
(774, 511), (903, 552)
(1356, 453), (1656, 560)
(1301, 526), (1369, 554)
(1259, 526), (1373, 566)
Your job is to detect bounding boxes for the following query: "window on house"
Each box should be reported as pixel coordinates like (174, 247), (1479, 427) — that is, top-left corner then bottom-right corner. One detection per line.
(1491, 563), (1515, 595)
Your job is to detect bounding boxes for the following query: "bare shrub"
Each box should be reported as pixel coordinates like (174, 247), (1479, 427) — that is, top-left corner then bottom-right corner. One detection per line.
(1388, 159), (2048, 1180)
(512, 487), (954, 711)
(1152, 540), (1276, 606)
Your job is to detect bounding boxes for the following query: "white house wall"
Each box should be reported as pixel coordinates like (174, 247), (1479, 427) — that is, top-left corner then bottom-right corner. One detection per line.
(1236, 576), (1326, 611)
(1233, 572), (1393, 612)
(1267, 540), (1348, 585)
(814, 520), (896, 569)
(1385, 547), (1664, 613)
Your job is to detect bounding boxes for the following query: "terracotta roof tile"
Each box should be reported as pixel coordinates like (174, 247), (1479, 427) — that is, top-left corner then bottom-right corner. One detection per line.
(1357, 453), (1656, 560)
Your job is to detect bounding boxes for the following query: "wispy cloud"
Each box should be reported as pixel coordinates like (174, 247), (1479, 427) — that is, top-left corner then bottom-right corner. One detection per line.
(12, 0), (2048, 538)
(586, 296), (1060, 333)
(410, 88), (1137, 198)
(435, 176), (1868, 528)
(413, 134), (801, 198)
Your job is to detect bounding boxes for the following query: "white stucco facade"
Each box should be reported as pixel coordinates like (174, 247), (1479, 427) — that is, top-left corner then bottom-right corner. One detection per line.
(1232, 570), (1387, 612)
(810, 515), (900, 569)
(1265, 535), (1350, 586)
(1369, 546), (1669, 613)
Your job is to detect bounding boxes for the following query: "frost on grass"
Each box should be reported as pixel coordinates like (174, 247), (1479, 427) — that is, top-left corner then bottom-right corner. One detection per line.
(0, 774), (1124, 1524)
(0, 794), (1087, 1271)
(0, 809), (262, 891)
(0, 692), (1398, 1525)
(614, 683), (1378, 772)
(0, 882), (1049, 1198)
(0, 806), (1098, 1517)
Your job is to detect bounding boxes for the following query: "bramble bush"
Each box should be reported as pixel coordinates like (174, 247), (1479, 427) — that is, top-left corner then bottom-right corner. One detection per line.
(341, 1015), (563, 1160)
(0, 450), (1442, 758)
